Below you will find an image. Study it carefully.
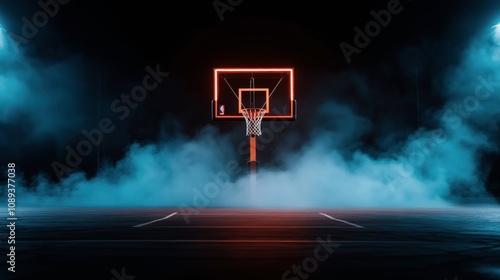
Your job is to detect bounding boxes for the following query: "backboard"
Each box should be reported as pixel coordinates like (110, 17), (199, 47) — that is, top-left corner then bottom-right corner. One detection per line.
(211, 68), (296, 120)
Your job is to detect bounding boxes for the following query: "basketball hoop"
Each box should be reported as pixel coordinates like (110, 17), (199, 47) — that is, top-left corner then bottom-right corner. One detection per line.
(242, 108), (266, 136)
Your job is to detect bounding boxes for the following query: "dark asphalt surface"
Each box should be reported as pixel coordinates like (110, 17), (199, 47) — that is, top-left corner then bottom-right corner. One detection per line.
(1, 206), (499, 280)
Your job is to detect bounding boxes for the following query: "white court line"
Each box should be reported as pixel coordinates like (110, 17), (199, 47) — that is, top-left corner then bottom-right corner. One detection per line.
(318, 213), (364, 228)
(133, 212), (178, 227)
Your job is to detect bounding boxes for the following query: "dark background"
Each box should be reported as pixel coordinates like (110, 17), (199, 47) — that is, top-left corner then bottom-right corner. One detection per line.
(1, 0), (500, 203)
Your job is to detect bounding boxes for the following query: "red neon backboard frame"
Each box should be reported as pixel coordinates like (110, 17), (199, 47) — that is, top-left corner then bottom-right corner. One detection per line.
(212, 68), (296, 120)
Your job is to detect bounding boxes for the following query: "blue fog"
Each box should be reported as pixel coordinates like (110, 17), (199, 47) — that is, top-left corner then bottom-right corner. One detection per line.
(1, 17), (500, 209)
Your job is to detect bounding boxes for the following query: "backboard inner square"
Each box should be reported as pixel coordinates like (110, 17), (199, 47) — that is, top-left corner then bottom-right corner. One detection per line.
(238, 88), (269, 114)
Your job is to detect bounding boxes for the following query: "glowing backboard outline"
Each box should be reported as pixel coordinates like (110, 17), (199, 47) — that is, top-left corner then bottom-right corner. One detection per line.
(212, 68), (296, 120)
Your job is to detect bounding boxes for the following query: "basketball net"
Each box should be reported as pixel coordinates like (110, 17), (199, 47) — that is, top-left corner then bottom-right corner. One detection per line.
(242, 108), (266, 136)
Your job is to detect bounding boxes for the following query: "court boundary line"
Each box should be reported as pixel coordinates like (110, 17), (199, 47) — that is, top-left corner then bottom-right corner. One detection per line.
(318, 212), (364, 228)
(133, 212), (178, 227)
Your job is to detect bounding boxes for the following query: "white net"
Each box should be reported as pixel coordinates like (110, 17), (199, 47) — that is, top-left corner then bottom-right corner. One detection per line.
(242, 108), (266, 136)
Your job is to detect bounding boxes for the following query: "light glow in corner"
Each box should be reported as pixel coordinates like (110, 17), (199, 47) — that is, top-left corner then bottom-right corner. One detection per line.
(493, 23), (500, 45)
(0, 24), (6, 49)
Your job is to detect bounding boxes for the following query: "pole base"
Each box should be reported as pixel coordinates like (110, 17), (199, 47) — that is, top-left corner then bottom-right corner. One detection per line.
(247, 160), (259, 196)
(247, 160), (259, 175)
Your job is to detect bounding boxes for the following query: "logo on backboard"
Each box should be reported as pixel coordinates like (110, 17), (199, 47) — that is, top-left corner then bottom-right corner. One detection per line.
(219, 104), (225, 115)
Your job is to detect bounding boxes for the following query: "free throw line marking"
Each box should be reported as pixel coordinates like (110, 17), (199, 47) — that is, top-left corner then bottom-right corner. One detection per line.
(133, 212), (178, 227)
(318, 212), (364, 228)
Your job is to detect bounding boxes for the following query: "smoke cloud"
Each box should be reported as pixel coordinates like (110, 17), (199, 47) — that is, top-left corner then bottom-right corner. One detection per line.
(4, 11), (500, 209)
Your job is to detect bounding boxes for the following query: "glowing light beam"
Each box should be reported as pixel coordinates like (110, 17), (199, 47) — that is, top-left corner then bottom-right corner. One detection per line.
(0, 24), (6, 49)
(492, 23), (500, 45)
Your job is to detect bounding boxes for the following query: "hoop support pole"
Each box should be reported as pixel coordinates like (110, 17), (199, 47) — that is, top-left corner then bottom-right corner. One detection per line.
(250, 135), (257, 162)
(249, 135), (258, 175)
